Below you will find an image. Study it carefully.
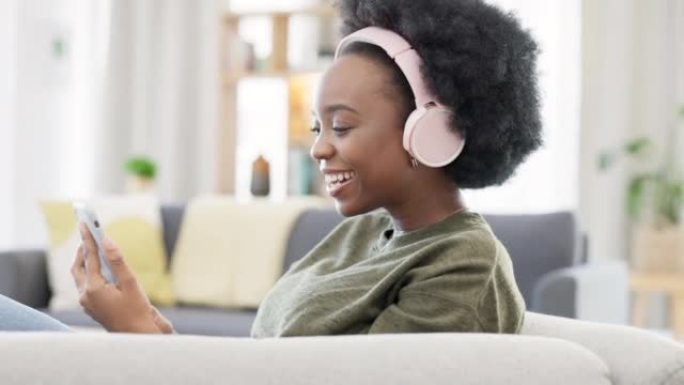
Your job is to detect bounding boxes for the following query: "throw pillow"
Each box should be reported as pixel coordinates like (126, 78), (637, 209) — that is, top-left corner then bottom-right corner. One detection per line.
(171, 196), (331, 308)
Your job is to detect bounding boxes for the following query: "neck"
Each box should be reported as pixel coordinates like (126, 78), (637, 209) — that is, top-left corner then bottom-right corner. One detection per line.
(385, 179), (467, 233)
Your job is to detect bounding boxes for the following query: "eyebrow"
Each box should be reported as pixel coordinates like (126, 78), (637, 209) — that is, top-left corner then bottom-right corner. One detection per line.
(312, 104), (360, 117)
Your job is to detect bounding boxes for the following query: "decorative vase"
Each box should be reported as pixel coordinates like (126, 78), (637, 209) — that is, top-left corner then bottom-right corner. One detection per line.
(631, 224), (684, 272)
(250, 155), (270, 197)
(126, 175), (155, 194)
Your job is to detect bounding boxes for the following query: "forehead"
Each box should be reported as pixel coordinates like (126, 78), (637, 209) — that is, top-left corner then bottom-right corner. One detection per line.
(314, 54), (393, 114)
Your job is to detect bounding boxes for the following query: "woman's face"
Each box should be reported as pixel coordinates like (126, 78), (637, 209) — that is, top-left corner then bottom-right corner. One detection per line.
(311, 54), (414, 216)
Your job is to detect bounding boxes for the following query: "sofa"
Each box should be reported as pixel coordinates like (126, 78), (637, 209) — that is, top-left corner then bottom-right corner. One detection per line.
(0, 312), (682, 384)
(1, 205), (682, 384)
(0, 205), (628, 335)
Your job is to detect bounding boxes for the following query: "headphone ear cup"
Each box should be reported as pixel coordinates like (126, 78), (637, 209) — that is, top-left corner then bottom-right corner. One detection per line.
(403, 107), (465, 168)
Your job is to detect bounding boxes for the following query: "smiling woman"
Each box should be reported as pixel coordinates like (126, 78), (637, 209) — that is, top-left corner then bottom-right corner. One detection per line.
(1, 0), (541, 338)
(250, 0), (542, 337)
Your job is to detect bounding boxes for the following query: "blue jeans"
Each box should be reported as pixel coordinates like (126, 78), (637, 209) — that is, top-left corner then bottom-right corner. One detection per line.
(0, 294), (72, 332)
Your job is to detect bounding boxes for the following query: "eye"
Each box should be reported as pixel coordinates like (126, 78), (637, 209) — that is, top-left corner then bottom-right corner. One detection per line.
(310, 125), (321, 136)
(332, 126), (351, 135)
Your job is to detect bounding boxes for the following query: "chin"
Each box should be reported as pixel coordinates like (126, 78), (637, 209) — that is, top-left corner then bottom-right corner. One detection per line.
(334, 200), (375, 218)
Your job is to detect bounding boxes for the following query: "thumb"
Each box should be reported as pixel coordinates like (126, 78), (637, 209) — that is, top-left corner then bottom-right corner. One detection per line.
(103, 238), (137, 289)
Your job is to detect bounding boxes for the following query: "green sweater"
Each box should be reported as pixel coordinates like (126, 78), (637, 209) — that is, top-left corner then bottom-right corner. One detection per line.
(251, 210), (525, 337)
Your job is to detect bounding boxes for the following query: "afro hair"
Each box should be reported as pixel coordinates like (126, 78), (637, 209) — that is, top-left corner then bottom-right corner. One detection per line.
(335, 0), (543, 188)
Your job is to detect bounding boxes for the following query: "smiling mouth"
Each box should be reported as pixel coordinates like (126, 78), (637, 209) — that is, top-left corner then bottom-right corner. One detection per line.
(324, 171), (357, 195)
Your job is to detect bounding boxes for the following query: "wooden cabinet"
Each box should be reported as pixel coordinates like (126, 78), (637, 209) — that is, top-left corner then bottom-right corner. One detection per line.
(217, 4), (339, 198)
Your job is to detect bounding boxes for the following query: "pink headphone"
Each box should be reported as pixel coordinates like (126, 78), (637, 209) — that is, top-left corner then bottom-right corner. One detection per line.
(334, 26), (466, 168)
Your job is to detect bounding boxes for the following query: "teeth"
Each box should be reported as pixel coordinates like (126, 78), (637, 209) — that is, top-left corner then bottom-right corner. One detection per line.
(325, 171), (356, 186)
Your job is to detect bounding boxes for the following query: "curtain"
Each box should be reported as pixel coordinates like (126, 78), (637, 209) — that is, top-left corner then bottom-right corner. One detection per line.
(579, 0), (684, 262)
(97, 0), (220, 202)
(0, 0), (17, 248)
(0, 0), (109, 248)
(0, 0), (220, 248)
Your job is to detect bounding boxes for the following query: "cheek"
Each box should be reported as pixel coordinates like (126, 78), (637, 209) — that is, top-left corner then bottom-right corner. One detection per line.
(349, 131), (407, 183)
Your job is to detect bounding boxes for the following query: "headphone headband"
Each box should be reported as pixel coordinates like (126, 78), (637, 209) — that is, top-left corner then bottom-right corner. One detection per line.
(333, 26), (465, 168)
(334, 27), (439, 109)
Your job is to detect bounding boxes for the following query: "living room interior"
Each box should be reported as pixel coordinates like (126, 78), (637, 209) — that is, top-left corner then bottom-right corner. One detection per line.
(1, 0), (683, 384)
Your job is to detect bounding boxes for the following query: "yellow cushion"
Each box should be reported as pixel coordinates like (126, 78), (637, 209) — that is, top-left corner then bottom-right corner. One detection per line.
(40, 195), (175, 311)
(171, 196), (332, 308)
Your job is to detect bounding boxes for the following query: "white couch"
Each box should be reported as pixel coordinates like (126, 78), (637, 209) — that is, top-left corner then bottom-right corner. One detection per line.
(0, 312), (681, 385)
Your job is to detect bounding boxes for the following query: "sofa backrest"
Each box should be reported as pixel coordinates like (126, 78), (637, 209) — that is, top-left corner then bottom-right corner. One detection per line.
(160, 204), (185, 260)
(159, 205), (583, 305)
(483, 212), (582, 305)
(280, 209), (584, 305)
(282, 208), (345, 270)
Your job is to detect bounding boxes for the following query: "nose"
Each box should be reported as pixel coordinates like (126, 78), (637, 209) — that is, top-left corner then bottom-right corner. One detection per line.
(310, 133), (334, 162)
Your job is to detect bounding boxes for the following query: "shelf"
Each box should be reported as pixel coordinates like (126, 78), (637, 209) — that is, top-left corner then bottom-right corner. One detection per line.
(216, 3), (338, 196)
(222, 5), (336, 23)
(222, 68), (326, 88)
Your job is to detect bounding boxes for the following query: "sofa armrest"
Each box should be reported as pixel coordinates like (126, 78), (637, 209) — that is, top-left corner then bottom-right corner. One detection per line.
(523, 312), (684, 385)
(532, 261), (629, 324)
(0, 333), (611, 385)
(0, 249), (50, 308)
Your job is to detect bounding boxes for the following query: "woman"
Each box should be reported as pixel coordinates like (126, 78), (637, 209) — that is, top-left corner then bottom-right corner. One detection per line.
(0, 0), (541, 335)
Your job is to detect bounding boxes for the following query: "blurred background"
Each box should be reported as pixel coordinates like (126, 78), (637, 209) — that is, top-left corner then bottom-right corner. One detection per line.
(0, 0), (683, 337)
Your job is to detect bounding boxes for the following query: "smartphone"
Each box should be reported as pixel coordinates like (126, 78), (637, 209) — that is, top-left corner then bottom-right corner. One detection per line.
(73, 203), (117, 284)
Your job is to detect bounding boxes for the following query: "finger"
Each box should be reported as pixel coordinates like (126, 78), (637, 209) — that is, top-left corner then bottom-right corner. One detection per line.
(71, 244), (87, 289)
(78, 223), (98, 262)
(78, 295), (94, 318)
(151, 307), (174, 334)
(157, 319), (174, 334)
(84, 245), (104, 284)
(103, 237), (137, 290)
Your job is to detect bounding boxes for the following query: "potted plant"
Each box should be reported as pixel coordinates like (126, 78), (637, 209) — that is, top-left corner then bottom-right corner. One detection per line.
(599, 106), (684, 272)
(123, 156), (157, 193)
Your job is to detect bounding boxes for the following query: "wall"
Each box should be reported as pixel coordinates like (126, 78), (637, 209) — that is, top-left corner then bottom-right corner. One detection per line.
(0, 0), (17, 249)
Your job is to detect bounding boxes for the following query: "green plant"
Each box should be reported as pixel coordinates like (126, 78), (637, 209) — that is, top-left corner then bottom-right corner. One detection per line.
(598, 106), (684, 227)
(123, 157), (157, 179)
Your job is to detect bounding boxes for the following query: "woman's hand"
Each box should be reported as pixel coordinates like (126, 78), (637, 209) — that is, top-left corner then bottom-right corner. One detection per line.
(71, 223), (174, 334)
